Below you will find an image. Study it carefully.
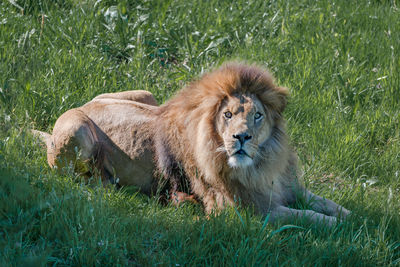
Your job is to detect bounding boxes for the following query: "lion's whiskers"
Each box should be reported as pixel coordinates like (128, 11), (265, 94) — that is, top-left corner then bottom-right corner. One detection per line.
(215, 146), (227, 153)
(246, 142), (268, 160)
(214, 146), (228, 159)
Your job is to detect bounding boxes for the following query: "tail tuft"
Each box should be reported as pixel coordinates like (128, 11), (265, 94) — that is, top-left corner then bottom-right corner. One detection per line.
(31, 129), (51, 148)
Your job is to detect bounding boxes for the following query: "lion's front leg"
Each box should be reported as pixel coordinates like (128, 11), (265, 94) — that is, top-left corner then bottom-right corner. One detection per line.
(304, 190), (350, 219)
(269, 206), (338, 226)
(170, 191), (198, 206)
(201, 188), (235, 215)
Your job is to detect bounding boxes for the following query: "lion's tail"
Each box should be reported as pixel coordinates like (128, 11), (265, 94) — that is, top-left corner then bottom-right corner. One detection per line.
(31, 129), (52, 149)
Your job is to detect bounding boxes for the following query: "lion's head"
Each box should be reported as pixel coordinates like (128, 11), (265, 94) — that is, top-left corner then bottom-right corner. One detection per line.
(161, 62), (290, 190)
(195, 62), (289, 171)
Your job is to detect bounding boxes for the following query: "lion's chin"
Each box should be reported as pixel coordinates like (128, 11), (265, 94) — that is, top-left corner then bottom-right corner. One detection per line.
(228, 154), (254, 169)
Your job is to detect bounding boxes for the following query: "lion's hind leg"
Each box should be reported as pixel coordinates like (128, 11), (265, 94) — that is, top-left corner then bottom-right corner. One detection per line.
(49, 109), (111, 185)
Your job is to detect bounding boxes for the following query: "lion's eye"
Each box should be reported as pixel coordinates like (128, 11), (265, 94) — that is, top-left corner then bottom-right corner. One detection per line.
(224, 111), (232, 119)
(254, 112), (263, 120)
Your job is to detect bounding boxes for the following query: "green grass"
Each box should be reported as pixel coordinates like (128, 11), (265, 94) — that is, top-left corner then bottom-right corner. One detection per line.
(1, 0), (399, 265)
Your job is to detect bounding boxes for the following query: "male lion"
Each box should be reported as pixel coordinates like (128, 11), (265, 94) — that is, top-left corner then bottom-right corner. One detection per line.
(37, 63), (350, 225)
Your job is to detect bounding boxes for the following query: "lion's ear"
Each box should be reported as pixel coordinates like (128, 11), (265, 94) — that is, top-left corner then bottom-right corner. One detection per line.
(275, 86), (289, 113)
(260, 86), (289, 114)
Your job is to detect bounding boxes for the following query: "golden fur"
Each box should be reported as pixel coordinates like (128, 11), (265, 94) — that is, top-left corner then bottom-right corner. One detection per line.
(36, 63), (350, 225)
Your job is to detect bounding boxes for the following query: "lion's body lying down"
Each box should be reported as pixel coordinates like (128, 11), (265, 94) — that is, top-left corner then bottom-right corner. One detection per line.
(39, 63), (349, 225)
(45, 91), (158, 194)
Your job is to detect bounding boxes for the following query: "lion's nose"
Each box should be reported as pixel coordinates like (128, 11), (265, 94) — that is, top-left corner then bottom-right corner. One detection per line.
(232, 133), (252, 144)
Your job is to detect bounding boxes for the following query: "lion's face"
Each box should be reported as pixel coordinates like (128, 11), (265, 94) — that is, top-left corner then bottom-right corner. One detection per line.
(216, 93), (273, 169)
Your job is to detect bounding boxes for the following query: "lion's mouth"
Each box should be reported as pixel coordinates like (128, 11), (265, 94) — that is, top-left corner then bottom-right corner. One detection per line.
(235, 149), (246, 155)
(233, 149), (251, 158)
(228, 149), (253, 168)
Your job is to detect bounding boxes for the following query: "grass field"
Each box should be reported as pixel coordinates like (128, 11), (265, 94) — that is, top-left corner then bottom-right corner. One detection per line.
(1, 0), (400, 265)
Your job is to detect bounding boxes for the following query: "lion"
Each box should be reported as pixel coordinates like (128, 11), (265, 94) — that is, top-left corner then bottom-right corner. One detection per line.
(35, 62), (350, 225)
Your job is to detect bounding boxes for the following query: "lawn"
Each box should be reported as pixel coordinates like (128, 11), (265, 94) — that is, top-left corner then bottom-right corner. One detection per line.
(0, 0), (399, 265)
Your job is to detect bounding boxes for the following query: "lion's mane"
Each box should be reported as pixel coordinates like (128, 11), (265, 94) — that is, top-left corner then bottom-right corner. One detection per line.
(154, 63), (299, 213)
